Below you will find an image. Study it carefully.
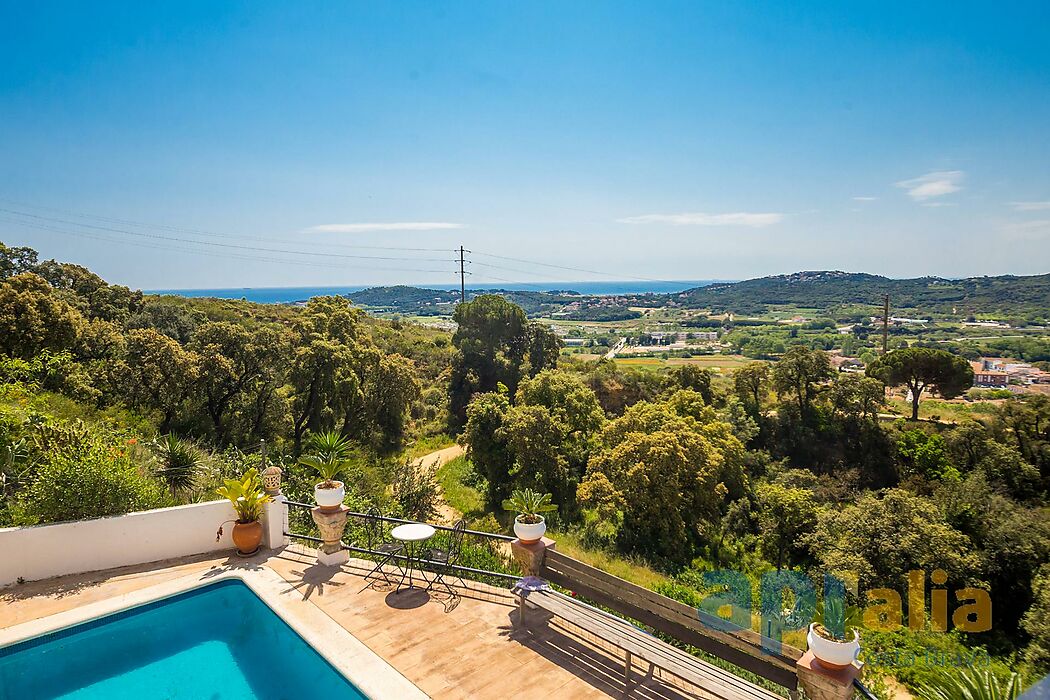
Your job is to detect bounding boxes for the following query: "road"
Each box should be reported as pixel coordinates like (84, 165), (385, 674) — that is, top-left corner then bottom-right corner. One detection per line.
(412, 443), (465, 524)
(604, 337), (627, 359)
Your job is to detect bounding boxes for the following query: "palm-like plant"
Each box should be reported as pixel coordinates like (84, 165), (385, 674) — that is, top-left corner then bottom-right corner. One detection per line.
(913, 668), (1021, 700)
(298, 431), (355, 487)
(813, 595), (863, 640)
(153, 434), (202, 496)
(215, 468), (271, 523)
(502, 488), (557, 524)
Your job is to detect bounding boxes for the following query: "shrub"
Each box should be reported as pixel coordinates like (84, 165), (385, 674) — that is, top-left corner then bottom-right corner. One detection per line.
(392, 458), (440, 522)
(11, 421), (169, 525)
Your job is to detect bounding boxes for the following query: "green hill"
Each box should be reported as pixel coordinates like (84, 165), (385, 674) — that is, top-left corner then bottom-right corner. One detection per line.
(676, 271), (1050, 320)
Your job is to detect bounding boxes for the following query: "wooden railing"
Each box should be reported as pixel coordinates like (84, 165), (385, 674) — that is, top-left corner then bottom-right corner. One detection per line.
(541, 549), (802, 692)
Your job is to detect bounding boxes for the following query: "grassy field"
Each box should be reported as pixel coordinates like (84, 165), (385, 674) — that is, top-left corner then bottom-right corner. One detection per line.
(883, 396), (1004, 423)
(406, 434), (455, 459)
(435, 455), (487, 519)
(614, 355), (753, 372)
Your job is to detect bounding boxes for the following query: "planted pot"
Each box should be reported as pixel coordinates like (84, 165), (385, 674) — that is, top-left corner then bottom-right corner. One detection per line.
(513, 514), (546, 544)
(806, 622), (860, 671)
(232, 520), (263, 556)
(314, 481), (345, 512)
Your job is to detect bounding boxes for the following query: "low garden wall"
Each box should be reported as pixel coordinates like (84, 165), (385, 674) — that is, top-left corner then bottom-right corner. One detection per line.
(0, 500), (245, 587)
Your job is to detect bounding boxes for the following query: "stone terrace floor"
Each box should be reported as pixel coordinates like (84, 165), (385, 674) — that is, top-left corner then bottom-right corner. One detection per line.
(1, 544), (726, 699)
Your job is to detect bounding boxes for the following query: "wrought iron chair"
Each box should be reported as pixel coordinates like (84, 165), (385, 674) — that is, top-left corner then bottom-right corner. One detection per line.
(424, 519), (466, 600)
(363, 507), (404, 588)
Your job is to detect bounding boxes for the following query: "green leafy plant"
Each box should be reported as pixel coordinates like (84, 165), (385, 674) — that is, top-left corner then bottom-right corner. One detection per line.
(152, 434), (202, 496)
(215, 468), (271, 523)
(912, 667), (1021, 700)
(392, 458), (440, 522)
(502, 488), (557, 524)
(297, 431), (354, 487)
(813, 595), (863, 641)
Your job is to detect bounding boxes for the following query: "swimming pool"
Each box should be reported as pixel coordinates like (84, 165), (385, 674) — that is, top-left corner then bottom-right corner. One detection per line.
(0, 579), (368, 700)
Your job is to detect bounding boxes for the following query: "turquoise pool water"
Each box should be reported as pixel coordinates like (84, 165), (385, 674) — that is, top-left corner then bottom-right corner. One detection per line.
(0, 579), (367, 700)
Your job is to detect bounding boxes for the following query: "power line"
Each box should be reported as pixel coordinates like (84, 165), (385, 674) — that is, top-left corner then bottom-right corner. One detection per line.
(0, 208), (456, 263)
(0, 199), (455, 253)
(468, 260), (572, 282)
(0, 217), (455, 274)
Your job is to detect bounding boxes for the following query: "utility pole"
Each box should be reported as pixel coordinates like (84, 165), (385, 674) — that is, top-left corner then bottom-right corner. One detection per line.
(882, 294), (890, 354)
(459, 245), (466, 305)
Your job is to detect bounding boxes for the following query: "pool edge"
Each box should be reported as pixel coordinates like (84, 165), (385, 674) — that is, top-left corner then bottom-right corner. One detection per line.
(0, 565), (429, 700)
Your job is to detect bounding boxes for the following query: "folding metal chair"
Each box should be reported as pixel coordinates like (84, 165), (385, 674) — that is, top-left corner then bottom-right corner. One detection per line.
(363, 507), (404, 588)
(425, 519), (466, 600)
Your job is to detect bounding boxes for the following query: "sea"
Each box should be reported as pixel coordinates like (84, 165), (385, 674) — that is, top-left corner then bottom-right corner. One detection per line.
(147, 280), (724, 304)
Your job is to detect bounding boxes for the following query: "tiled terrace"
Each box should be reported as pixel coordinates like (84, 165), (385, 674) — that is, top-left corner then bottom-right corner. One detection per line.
(1, 544), (721, 699)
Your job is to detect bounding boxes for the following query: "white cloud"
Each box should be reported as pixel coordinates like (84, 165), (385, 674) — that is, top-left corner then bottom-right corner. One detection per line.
(305, 222), (464, 233)
(1002, 219), (1050, 241)
(895, 170), (964, 201)
(1009, 201), (1050, 211)
(852, 196), (878, 202)
(616, 212), (783, 227)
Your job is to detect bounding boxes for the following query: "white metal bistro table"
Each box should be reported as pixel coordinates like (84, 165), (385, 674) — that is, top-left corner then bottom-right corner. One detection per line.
(390, 523), (436, 592)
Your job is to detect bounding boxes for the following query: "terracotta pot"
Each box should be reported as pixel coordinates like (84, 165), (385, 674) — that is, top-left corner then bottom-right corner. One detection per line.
(314, 481), (346, 512)
(806, 623), (860, 670)
(513, 515), (546, 544)
(232, 520), (263, 556)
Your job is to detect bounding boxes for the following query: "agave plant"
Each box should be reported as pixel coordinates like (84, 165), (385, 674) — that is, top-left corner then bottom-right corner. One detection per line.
(153, 434), (202, 496)
(215, 468), (271, 523)
(813, 595), (863, 641)
(913, 667), (1021, 700)
(297, 431), (355, 487)
(502, 488), (557, 524)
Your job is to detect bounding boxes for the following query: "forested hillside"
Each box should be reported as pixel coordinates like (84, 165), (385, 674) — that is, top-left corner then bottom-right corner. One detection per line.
(3, 241), (1050, 696)
(677, 270), (1050, 320)
(344, 271), (1050, 324)
(0, 241), (456, 524)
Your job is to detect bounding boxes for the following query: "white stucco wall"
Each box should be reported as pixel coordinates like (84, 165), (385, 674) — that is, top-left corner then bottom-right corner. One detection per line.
(0, 500), (244, 587)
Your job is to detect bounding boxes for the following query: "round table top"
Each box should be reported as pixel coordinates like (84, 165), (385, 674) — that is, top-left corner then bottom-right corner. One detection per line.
(391, 523), (436, 542)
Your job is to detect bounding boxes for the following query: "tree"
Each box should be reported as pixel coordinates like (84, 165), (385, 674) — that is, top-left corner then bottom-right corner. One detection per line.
(805, 488), (977, 588)
(349, 348), (420, 452)
(464, 371), (605, 512)
(191, 321), (287, 445)
(976, 441), (1040, 501)
(580, 399), (743, 563)
(733, 361), (769, 414)
(772, 347), (833, 416)
(584, 359), (663, 416)
(755, 482), (818, 570)
(128, 301), (199, 343)
(287, 297), (362, 452)
(665, 364), (713, 405)
(1023, 564), (1050, 673)
(516, 370), (605, 447)
(867, 348), (973, 421)
(828, 374), (884, 423)
(0, 273), (84, 359)
(120, 328), (200, 432)
(970, 495), (1050, 636)
(896, 429), (959, 482)
(501, 405), (575, 509)
(86, 283), (143, 323)
(448, 295), (561, 427)
(461, 391), (515, 507)
(0, 242), (39, 278)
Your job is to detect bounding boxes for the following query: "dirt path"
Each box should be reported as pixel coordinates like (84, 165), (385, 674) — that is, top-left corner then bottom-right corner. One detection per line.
(412, 443), (465, 524)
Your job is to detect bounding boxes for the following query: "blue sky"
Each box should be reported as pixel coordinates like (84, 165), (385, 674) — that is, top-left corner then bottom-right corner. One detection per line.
(2, 2), (1049, 289)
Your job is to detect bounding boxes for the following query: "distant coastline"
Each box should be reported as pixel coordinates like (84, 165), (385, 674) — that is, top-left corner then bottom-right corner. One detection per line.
(146, 280), (726, 304)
